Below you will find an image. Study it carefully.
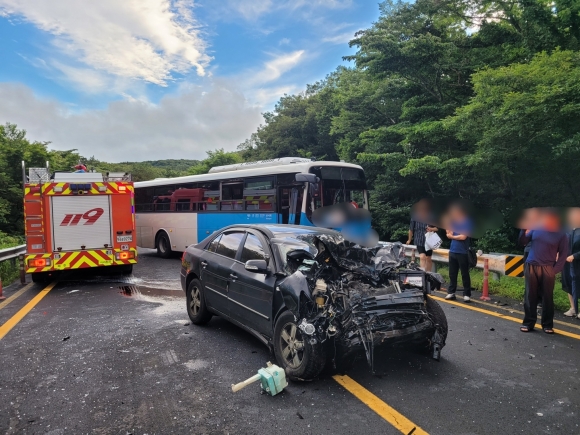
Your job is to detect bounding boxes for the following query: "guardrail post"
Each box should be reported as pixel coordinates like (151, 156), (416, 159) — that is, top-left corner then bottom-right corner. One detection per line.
(19, 254), (26, 285)
(480, 258), (491, 301)
(0, 275), (5, 301)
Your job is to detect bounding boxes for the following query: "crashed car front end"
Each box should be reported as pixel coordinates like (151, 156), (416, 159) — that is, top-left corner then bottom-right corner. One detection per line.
(274, 235), (447, 372)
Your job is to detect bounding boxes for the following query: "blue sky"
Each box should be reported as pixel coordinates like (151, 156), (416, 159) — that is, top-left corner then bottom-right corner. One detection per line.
(0, 0), (380, 162)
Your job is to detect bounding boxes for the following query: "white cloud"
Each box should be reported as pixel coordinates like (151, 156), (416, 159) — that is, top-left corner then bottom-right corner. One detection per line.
(214, 0), (352, 21)
(254, 50), (305, 83)
(0, 82), (262, 162)
(322, 31), (355, 45)
(0, 0), (209, 87)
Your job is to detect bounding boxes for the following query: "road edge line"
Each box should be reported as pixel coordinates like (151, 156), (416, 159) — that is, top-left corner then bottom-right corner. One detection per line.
(432, 290), (580, 331)
(333, 374), (429, 435)
(431, 295), (580, 340)
(0, 281), (57, 340)
(0, 282), (34, 311)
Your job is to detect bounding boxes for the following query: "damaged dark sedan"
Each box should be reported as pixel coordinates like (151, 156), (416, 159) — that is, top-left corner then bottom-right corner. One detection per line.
(180, 224), (448, 380)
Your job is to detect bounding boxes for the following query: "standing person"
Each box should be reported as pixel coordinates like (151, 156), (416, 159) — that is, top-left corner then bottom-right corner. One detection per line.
(407, 200), (438, 272)
(407, 220), (438, 271)
(444, 202), (473, 302)
(519, 209), (568, 334)
(562, 208), (580, 318)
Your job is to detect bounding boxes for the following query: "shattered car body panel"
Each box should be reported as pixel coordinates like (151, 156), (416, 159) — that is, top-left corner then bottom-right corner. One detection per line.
(275, 233), (447, 370)
(181, 224), (447, 380)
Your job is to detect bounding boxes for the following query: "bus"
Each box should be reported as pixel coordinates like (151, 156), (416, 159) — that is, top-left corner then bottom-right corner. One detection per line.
(134, 157), (368, 257)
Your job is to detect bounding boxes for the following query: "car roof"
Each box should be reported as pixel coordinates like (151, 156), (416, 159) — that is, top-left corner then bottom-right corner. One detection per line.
(218, 224), (340, 239)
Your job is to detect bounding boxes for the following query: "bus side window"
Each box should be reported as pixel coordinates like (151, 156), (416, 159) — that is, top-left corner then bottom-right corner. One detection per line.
(221, 182), (244, 211)
(176, 199), (190, 211)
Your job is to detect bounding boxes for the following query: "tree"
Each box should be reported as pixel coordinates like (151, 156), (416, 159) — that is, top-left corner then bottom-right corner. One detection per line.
(188, 149), (243, 175)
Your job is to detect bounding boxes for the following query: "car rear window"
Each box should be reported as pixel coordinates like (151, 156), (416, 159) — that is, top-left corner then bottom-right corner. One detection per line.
(215, 232), (245, 259)
(240, 234), (266, 263)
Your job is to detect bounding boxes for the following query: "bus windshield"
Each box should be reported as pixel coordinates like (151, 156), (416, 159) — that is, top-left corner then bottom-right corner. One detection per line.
(309, 166), (367, 210)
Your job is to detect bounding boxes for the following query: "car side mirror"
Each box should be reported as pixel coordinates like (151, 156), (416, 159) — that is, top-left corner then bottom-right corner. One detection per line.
(245, 259), (268, 274)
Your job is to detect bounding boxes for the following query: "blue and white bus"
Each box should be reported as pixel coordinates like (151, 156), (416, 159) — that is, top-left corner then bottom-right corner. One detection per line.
(134, 157), (368, 257)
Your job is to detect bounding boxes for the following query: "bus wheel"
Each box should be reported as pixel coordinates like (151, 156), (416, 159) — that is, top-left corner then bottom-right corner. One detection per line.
(156, 232), (172, 259)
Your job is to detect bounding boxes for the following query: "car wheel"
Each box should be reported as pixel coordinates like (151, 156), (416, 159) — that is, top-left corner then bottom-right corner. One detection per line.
(186, 278), (212, 325)
(426, 296), (448, 343)
(273, 311), (326, 381)
(156, 232), (172, 259)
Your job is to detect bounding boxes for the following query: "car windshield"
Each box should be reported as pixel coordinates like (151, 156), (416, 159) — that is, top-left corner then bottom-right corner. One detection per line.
(270, 237), (319, 274)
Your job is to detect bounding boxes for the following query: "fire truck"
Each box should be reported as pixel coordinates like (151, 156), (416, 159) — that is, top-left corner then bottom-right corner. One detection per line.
(22, 162), (137, 282)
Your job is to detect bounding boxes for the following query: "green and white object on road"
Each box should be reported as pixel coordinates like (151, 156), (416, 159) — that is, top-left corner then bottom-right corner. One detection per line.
(231, 361), (288, 396)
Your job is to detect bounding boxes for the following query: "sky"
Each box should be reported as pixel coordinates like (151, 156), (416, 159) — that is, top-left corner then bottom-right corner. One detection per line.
(0, 0), (381, 163)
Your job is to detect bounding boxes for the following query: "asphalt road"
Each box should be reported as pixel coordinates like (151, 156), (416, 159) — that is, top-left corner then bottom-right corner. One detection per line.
(1, 249), (579, 435)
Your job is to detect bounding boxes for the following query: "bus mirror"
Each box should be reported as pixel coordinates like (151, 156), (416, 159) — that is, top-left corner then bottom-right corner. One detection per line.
(295, 173), (319, 184)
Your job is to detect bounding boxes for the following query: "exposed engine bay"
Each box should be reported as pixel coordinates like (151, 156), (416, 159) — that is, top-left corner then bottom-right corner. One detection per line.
(274, 235), (448, 372)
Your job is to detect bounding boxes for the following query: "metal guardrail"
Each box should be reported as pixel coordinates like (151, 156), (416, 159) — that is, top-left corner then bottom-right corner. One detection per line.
(393, 244), (524, 278)
(0, 245), (26, 262)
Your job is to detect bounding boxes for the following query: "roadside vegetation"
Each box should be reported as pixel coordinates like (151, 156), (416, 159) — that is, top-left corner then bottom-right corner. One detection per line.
(0, 232), (23, 286)
(436, 266), (570, 312)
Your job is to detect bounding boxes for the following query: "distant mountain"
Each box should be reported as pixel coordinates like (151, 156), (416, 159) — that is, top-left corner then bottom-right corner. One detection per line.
(118, 159), (199, 172)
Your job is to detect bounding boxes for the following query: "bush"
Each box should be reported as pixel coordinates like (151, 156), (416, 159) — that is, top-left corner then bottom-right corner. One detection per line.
(0, 231), (23, 285)
(436, 266), (570, 312)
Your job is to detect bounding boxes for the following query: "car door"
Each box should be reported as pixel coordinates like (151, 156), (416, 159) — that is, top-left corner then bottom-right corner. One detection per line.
(228, 231), (277, 335)
(199, 231), (245, 318)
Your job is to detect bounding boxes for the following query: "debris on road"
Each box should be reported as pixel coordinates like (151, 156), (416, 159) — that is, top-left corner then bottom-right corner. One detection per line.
(62, 336), (70, 341)
(231, 362), (288, 396)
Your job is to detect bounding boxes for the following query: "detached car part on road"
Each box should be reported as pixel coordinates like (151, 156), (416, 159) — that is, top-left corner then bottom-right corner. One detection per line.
(180, 225), (448, 380)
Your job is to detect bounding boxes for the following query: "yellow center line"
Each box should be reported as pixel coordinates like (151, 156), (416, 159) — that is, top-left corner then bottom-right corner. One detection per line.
(333, 375), (429, 435)
(0, 282), (34, 311)
(432, 290), (580, 331)
(431, 295), (580, 340)
(0, 281), (58, 340)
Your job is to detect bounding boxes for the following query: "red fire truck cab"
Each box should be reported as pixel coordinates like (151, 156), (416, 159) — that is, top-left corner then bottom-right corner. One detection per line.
(23, 163), (137, 282)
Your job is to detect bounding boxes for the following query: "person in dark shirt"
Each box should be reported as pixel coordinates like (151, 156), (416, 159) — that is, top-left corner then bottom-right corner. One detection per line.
(407, 220), (438, 271)
(407, 199), (438, 272)
(444, 203), (473, 302)
(562, 208), (580, 318)
(519, 211), (569, 333)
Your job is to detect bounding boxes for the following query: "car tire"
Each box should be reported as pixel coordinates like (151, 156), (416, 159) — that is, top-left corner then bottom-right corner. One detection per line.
(156, 232), (172, 259)
(426, 295), (448, 343)
(186, 278), (212, 325)
(273, 311), (326, 381)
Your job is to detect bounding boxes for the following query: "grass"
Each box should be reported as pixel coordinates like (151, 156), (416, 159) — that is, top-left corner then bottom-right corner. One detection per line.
(0, 258), (20, 287)
(435, 266), (571, 312)
(0, 232), (24, 287)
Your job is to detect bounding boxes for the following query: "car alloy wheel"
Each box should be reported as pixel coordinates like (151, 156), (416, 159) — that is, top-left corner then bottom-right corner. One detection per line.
(280, 322), (305, 369)
(190, 284), (201, 316)
(186, 278), (212, 325)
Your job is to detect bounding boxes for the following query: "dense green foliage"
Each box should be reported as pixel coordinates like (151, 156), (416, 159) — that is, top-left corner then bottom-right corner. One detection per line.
(237, 0), (580, 249)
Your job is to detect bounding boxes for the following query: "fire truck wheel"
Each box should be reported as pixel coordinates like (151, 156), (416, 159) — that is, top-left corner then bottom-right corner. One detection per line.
(156, 232), (172, 259)
(186, 279), (212, 325)
(31, 272), (49, 283)
(121, 264), (133, 275)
